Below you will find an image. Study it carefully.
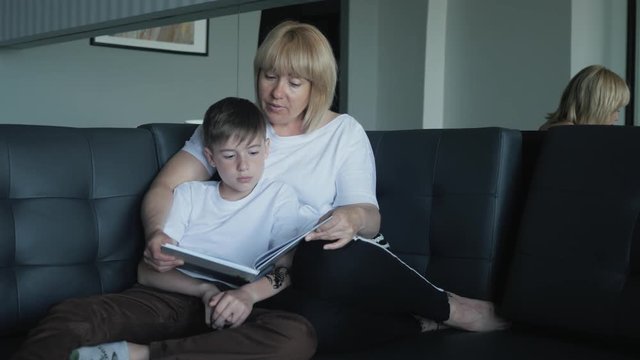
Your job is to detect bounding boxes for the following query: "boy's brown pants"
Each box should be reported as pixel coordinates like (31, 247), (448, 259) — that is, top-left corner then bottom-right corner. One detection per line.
(11, 284), (317, 360)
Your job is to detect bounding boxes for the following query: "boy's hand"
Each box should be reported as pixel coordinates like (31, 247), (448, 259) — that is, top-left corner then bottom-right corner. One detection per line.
(202, 287), (222, 327)
(209, 289), (254, 329)
(143, 230), (183, 272)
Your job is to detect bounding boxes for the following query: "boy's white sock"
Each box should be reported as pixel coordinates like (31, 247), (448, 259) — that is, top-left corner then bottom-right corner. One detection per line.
(69, 341), (129, 360)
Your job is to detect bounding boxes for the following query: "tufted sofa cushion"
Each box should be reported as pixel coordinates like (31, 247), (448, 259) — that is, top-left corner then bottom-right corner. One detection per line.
(367, 128), (522, 301)
(0, 125), (158, 336)
(139, 123), (197, 169)
(139, 125), (523, 302)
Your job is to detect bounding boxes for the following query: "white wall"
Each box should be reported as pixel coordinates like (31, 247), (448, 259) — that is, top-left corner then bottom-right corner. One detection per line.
(347, 0), (428, 130)
(423, 0), (447, 129)
(376, 0), (428, 130)
(443, 0), (627, 129)
(571, 0), (627, 125)
(347, 0), (627, 130)
(346, 0), (379, 130)
(443, 0), (572, 130)
(0, 12), (260, 127)
(0, 1), (630, 130)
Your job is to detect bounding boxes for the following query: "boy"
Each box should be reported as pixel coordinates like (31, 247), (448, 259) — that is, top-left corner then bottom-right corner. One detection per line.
(71, 97), (308, 360)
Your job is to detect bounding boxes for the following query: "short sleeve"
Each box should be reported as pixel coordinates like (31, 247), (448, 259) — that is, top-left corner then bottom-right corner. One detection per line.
(162, 183), (193, 243)
(334, 121), (378, 208)
(182, 125), (215, 176)
(269, 184), (303, 249)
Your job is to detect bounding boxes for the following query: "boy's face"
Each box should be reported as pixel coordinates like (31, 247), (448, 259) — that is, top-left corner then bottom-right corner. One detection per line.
(204, 135), (269, 201)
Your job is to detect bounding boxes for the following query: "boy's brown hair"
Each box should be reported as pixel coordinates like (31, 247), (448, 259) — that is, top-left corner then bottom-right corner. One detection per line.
(203, 97), (266, 149)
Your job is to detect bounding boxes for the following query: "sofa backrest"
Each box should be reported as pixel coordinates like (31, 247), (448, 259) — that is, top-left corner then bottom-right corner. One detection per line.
(368, 128), (523, 300)
(143, 124), (524, 301)
(0, 123), (525, 336)
(0, 125), (158, 335)
(140, 123), (198, 169)
(502, 125), (640, 342)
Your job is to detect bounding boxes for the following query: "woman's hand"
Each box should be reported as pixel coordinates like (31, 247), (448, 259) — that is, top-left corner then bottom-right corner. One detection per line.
(208, 289), (255, 329)
(142, 230), (183, 272)
(305, 204), (380, 250)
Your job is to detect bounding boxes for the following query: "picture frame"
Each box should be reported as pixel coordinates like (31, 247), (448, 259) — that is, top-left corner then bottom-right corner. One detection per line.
(90, 19), (208, 56)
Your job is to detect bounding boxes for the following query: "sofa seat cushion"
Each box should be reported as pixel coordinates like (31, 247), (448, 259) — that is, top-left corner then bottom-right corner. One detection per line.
(312, 329), (638, 360)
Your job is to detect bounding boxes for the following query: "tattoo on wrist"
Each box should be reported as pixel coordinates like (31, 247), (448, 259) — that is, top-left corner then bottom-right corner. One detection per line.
(266, 266), (289, 289)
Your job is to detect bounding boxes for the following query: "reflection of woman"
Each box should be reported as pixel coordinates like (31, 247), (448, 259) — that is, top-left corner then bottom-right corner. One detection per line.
(540, 65), (630, 130)
(144, 20), (507, 351)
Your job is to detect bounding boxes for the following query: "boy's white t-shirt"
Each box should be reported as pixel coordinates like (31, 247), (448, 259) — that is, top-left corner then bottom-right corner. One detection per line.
(182, 114), (378, 226)
(163, 178), (303, 276)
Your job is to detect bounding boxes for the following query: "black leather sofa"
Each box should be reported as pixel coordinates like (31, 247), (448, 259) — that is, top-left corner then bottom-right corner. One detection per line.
(1, 123), (638, 359)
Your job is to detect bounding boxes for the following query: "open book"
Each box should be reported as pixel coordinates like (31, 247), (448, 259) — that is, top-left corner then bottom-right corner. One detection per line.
(161, 217), (331, 286)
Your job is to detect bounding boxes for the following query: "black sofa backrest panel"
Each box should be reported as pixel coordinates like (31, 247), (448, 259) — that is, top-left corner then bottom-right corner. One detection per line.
(366, 128), (522, 300)
(142, 124), (524, 301)
(0, 125), (159, 336)
(502, 125), (640, 340)
(520, 130), (546, 196)
(139, 123), (198, 169)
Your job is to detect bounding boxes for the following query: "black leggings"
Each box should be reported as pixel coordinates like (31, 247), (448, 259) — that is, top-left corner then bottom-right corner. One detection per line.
(261, 238), (450, 353)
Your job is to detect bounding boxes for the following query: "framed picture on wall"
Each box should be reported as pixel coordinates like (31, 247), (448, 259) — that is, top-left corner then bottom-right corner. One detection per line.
(90, 19), (208, 56)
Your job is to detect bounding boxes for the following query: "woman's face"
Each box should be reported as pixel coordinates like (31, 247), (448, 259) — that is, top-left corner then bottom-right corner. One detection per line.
(258, 69), (311, 129)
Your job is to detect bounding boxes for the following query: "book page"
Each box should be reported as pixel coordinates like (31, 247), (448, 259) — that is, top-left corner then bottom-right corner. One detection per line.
(253, 216), (332, 271)
(161, 217), (332, 286)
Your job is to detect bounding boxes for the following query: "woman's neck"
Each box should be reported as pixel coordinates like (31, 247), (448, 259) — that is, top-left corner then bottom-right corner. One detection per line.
(271, 119), (305, 137)
(270, 111), (340, 136)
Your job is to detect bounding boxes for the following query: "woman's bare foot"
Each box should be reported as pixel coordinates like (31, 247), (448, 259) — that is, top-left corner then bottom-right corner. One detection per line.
(413, 315), (448, 332)
(443, 292), (510, 332)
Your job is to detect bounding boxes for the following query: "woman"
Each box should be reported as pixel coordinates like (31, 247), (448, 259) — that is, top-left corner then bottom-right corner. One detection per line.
(540, 65), (630, 130)
(144, 20), (507, 351)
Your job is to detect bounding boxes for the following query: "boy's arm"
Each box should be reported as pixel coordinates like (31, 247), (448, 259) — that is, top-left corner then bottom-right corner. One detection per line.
(242, 249), (294, 301)
(208, 251), (294, 328)
(137, 260), (220, 298)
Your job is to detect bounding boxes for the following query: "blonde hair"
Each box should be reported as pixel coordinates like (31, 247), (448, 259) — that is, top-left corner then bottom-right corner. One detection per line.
(254, 21), (337, 132)
(544, 65), (630, 127)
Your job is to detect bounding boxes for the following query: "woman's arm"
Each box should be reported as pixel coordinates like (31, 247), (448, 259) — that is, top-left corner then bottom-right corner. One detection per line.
(304, 118), (381, 249)
(141, 150), (210, 272)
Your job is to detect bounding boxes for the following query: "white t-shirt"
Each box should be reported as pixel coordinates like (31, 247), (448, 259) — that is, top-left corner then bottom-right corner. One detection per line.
(163, 178), (303, 276)
(182, 114), (378, 226)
